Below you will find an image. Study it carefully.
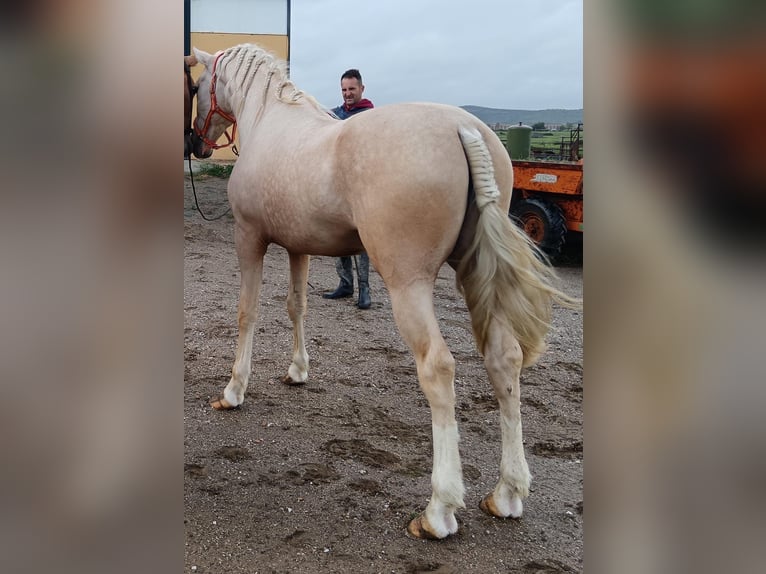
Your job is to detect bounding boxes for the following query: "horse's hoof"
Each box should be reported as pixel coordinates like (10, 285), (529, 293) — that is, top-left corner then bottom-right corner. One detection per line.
(210, 397), (240, 410)
(280, 375), (306, 386)
(406, 515), (443, 540)
(479, 494), (502, 517)
(479, 493), (523, 519)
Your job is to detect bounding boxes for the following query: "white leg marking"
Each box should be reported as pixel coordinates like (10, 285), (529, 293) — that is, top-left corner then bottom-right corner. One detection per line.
(491, 483), (525, 518)
(223, 384), (243, 408)
(425, 422), (464, 536)
(287, 354), (308, 382)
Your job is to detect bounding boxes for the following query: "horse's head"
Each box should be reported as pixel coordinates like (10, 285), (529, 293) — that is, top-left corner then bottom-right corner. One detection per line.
(184, 54), (203, 159)
(190, 48), (238, 158)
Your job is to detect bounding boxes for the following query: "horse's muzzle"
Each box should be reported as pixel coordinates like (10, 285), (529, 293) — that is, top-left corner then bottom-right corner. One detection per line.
(193, 138), (214, 159)
(186, 130), (213, 159)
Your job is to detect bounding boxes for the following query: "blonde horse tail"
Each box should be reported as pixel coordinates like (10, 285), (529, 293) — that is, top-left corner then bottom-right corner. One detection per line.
(455, 126), (580, 367)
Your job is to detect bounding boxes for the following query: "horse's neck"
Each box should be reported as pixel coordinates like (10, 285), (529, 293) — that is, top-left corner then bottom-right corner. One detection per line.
(242, 102), (324, 149)
(215, 49), (329, 144)
(221, 65), (273, 123)
(230, 77), (327, 143)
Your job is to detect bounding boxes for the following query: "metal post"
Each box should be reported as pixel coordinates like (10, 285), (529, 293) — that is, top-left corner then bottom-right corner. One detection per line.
(286, 0), (292, 75)
(184, 0), (191, 56)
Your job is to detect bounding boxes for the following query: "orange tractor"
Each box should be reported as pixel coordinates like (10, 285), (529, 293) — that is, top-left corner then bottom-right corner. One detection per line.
(506, 124), (583, 260)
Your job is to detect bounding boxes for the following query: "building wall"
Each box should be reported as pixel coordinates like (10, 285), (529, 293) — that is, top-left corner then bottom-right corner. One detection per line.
(189, 0), (290, 160)
(191, 0), (288, 35)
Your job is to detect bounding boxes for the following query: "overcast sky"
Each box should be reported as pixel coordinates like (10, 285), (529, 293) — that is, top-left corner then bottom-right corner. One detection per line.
(288, 0), (582, 111)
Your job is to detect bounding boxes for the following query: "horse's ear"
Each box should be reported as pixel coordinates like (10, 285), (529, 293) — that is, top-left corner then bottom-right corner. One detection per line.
(193, 47), (212, 68)
(184, 54), (198, 68)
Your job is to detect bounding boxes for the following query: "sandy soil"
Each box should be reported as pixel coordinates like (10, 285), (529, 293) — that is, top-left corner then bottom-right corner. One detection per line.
(184, 171), (583, 573)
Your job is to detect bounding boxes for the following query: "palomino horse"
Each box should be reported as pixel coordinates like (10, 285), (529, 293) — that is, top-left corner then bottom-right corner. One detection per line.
(192, 43), (576, 540)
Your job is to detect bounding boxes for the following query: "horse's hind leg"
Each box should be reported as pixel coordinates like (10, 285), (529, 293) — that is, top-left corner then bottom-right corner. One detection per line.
(389, 283), (464, 540)
(281, 253), (309, 385)
(479, 317), (531, 518)
(211, 230), (266, 410)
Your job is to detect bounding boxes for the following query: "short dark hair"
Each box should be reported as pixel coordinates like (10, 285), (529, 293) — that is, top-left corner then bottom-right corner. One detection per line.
(341, 68), (363, 83)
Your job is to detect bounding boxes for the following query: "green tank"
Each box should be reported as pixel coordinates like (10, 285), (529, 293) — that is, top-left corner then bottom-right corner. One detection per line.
(506, 122), (532, 160)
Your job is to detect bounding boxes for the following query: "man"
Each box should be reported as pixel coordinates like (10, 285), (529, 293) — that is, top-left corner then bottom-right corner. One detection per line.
(323, 69), (374, 309)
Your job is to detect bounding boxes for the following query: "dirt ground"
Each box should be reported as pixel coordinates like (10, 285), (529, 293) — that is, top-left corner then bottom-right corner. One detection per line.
(184, 171), (583, 573)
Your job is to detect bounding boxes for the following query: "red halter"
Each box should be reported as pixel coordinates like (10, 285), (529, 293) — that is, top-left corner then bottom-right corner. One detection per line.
(194, 52), (238, 150)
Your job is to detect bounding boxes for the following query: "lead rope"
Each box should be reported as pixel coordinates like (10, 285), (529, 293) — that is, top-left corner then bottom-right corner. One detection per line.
(186, 154), (232, 221)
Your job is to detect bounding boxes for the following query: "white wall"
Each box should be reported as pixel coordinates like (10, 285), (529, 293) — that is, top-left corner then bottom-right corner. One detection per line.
(191, 0), (288, 34)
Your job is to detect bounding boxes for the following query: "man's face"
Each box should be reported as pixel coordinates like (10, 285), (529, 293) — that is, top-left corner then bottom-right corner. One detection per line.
(341, 77), (363, 107)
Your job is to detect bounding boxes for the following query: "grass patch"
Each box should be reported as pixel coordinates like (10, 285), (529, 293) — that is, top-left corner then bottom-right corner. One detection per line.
(198, 162), (234, 178)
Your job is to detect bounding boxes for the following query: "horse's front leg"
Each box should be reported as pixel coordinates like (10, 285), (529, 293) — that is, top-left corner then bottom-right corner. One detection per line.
(281, 253), (310, 385)
(211, 231), (266, 410)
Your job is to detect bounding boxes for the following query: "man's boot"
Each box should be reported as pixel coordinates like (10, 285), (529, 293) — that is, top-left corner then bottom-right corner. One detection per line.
(323, 278), (353, 299)
(357, 283), (371, 309)
(324, 257), (354, 299)
(356, 253), (371, 309)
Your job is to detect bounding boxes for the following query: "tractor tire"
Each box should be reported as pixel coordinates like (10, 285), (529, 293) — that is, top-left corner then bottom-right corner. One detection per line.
(510, 197), (567, 260)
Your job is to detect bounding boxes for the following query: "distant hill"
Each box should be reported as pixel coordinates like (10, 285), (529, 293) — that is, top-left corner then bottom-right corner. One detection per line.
(461, 106), (582, 127)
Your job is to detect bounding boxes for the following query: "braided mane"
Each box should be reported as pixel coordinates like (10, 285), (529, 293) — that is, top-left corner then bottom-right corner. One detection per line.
(218, 44), (323, 112)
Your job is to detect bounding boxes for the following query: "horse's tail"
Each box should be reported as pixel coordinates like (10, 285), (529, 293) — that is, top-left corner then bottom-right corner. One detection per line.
(455, 126), (580, 367)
